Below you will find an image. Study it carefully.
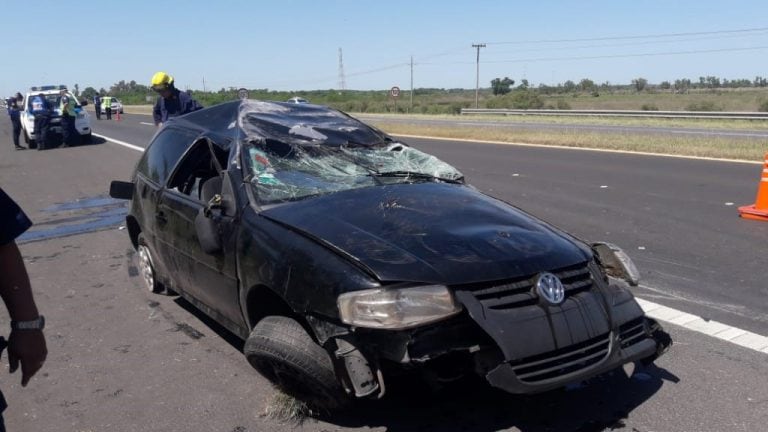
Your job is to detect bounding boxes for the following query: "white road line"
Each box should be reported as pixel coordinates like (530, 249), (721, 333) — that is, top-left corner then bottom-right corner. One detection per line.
(635, 298), (768, 353)
(93, 133), (145, 152)
(139, 122), (154, 126)
(96, 131), (768, 354)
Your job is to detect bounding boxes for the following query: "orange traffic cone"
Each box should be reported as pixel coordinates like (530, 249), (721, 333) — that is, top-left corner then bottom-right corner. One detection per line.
(738, 153), (768, 221)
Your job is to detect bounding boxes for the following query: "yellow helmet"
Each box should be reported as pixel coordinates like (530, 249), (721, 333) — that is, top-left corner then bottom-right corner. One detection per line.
(151, 71), (174, 91)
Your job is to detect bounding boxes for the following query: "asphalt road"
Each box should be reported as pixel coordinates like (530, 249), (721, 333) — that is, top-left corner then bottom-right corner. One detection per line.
(0, 113), (767, 432)
(357, 114), (768, 139)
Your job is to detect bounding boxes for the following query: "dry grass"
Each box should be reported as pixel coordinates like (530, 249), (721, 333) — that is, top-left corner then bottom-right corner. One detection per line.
(370, 122), (767, 161)
(261, 390), (315, 424)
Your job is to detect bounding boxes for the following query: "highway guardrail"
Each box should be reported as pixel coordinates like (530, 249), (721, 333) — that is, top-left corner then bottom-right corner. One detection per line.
(460, 108), (768, 120)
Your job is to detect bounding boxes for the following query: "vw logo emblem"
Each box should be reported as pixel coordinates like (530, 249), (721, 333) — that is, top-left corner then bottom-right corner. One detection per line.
(535, 272), (565, 305)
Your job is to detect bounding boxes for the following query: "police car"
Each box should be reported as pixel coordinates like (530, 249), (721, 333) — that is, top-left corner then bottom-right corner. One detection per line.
(20, 85), (92, 148)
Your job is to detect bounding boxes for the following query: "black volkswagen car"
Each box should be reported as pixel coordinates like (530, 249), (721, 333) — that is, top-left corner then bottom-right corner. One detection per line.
(110, 100), (671, 409)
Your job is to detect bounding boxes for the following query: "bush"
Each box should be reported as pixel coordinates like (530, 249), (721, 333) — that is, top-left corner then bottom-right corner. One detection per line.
(686, 101), (722, 111)
(758, 100), (768, 112)
(641, 104), (659, 111)
(486, 90), (544, 109)
(556, 100), (571, 110)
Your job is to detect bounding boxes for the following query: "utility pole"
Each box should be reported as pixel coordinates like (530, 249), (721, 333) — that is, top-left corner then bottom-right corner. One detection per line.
(202, 76), (206, 92)
(410, 55), (414, 112)
(472, 43), (486, 108)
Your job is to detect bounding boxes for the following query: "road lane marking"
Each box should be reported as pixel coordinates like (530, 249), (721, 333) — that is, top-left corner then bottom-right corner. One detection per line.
(96, 131), (768, 354)
(93, 133), (145, 152)
(635, 298), (768, 353)
(391, 134), (764, 165)
(140, 122), (154, 126)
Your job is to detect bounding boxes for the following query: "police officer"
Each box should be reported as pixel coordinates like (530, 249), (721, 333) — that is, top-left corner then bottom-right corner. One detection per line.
(30, 93), (52, 150)
(93, 94), (101, 120)
(7, 93), (24, 150)
(151, 72), (202, 127)
(102, 95), (112, 120)
(59, 92), (78, 147)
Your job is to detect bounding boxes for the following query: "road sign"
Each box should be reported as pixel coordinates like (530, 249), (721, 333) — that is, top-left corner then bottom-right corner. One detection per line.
(390, 86), (401, 98)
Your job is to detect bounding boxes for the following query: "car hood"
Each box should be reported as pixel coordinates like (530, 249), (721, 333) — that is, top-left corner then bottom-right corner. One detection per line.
(260, 183), (591, 285)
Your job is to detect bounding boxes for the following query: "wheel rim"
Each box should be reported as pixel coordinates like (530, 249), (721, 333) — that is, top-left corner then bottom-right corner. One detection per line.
(137, 244), (155, 292)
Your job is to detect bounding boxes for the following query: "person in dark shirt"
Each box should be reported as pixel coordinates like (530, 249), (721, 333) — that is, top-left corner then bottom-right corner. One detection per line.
(150, 71), (202, 127)
(6, 93), (24, 150)
(0, 187), (47, 430)
(29, 93), (52, 150)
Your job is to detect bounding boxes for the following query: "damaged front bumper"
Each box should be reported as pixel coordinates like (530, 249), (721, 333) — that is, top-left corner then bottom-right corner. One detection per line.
(483, 317), (671, 394)
(320, 263), (672, 399)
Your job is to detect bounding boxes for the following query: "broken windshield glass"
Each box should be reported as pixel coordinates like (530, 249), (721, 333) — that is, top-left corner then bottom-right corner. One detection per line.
(235, 101), (463, 204)
(246, 141), (464, 204)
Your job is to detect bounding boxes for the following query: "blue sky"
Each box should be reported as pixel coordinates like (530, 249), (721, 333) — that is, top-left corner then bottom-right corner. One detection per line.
(2, 0), (768, 96)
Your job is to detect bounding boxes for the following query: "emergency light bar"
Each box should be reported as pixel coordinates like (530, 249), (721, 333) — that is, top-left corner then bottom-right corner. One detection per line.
(30, 85), (67, 91)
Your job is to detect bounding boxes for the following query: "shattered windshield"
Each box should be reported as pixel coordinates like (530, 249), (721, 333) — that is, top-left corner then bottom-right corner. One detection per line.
(246, 141), (464, 204)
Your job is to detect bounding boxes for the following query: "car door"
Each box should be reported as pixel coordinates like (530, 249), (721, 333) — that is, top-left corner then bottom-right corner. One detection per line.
(136, 127), (199, 287)
(159, 138), (242, 327)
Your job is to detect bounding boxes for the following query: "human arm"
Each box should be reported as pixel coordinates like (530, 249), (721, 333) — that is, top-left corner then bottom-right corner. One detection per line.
(0, 240), (47, 386)
(0, 188), (47, 387)
(153, 98), (162, 125)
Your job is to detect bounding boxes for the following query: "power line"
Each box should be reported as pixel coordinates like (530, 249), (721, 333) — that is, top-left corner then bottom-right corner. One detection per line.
(482, 45), (768, 64)
(486, 26), (768, 45)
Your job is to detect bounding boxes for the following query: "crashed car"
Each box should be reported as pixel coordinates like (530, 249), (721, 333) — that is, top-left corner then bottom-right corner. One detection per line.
(110, 100), (671, 409)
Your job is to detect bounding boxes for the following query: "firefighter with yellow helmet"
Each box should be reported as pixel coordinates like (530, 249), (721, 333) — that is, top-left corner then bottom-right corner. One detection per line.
(150, 72), (202, 127)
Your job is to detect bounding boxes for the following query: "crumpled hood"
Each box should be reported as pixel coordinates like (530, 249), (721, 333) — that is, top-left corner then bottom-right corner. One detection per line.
(261, 183), (591, 284)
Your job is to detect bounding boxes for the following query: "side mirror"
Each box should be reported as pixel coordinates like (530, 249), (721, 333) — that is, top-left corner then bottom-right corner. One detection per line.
(592, 242), (640, 286)
(80, 99), (89, 106)
(195, 199), (223, 254)
(109, 180), (134, 200)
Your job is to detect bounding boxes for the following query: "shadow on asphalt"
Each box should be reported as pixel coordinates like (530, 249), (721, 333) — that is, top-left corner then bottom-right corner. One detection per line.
(170, 294), (679, 432)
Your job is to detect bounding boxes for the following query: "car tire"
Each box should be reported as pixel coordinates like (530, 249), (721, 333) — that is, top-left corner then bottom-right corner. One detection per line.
(26, 132), (37, 149)
(137, 233), (164, 294)
(244, 316), (348, 412)
(83, 133), (93, 144)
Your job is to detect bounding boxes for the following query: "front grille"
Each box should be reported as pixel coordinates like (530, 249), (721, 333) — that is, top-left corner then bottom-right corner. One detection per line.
(508, 333), (611, 383)
(455, 261), (594, 310)
(619, 317), (647, 349)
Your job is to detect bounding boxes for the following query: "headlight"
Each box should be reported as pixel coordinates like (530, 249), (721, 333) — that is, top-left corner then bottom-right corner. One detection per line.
(592, 242), (640, 286)
(337, 285), (462, 329)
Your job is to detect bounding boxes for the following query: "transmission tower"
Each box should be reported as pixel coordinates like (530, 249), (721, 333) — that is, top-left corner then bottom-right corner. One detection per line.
(338, 47), (347, 91)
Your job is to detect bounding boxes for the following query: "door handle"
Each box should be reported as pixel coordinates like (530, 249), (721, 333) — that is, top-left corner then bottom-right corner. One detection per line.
(155, 211), (168, 225)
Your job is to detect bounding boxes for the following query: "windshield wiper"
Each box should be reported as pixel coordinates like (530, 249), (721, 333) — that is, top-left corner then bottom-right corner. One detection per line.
(368, 171), (463, 184)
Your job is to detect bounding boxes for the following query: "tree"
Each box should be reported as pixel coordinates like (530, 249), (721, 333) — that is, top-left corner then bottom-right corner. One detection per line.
(81, 87), (98, 100)
(632, 77), (648, 92)
(562, 80), (576, 92)
(74, 84), (80, 96)
(659, 81), (671, 90)
(578, 78), (596, 92)
(517, 79), (529, 90)
(490, 77), (515, 95)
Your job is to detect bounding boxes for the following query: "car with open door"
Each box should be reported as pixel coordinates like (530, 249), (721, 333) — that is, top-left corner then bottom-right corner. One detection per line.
(110, 100), (671, 411)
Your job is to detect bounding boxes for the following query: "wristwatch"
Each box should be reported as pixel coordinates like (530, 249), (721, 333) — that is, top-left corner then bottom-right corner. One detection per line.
(11, 315), (45, 331)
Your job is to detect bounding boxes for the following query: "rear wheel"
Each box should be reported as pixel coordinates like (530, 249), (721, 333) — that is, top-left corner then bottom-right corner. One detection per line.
(244, 316), (348, 412)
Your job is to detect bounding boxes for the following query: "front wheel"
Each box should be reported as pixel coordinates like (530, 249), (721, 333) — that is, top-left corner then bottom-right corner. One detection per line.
(137, 233), (163, 293)
(244, 316), (348, 412)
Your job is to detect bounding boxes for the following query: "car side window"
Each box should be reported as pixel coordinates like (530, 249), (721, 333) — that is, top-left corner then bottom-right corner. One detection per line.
(167, 139), (225, 201)
(136, 128), (198, 185)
